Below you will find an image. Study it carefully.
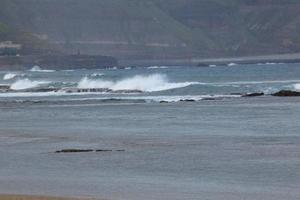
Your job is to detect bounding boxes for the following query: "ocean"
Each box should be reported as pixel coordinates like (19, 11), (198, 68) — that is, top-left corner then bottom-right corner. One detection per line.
(0, 63), (300, 200)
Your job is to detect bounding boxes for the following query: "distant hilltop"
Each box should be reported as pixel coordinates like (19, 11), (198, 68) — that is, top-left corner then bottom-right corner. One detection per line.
(1, 0), (300, 65)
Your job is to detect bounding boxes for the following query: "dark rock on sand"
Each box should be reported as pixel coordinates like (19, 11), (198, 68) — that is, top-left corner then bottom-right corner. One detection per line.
(242, 92), (264, 97)
(272, 90), (300, 97)
(55, 149), (125, 153)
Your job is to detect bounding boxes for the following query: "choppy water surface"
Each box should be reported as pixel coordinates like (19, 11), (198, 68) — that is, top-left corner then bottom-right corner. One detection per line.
(0, 63), (300, 200)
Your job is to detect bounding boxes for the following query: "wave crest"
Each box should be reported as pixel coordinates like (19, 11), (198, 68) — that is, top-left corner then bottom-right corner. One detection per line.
(10, 79), (50, 90)
(3, 73), (18, 80)
(147, 66), (168, 69)
(294, 83), (300, 91)
(29, 65), (55, 72)
(78, 74), (198, 92)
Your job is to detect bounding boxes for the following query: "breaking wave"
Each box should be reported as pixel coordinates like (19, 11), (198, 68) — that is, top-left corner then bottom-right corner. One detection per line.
(10, 79), (50, 90)
(227, 63), (237, 66)
(294, 83), (300, 91)
(77, 74), (199, 92)
(3, 73), (18, 80)
(147, 66), (168, 69)
(91, 73), (104, 77)
(29, 65), (55, 72)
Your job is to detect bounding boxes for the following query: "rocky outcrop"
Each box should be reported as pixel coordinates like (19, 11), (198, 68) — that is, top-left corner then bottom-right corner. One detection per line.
(272, 90), (300, 97)
(55, 149), (125, 153)
(180, 99), (196, 102)
(0, 84), (11, 92)
(242, 92), (265, 97)
(24, 88), (60, 93)
(62, 88), (143, 94)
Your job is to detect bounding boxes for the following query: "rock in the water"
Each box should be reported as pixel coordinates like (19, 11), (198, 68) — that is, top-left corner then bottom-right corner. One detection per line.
(113, 89), (143, 94)
(160, 100), (169, 103)
(55, 149), (125, 153)
(95, 149), (113, 152)
(55, 149), (94, 153)
(180, 99), (196, 102)
(24, 88), (60, 93)
(272, 90), (300, 97)
(61, 88), (142, 94)
(202, 97), (218, 101)
(0, 85), (11, 92)
(242, 92), (264, 97)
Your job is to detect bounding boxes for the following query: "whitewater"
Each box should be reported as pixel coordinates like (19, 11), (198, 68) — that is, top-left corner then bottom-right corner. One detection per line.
(0, 63), (300, 103)
(78, 74), (199, 92)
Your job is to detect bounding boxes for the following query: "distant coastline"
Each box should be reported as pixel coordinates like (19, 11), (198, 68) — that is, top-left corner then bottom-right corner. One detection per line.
(1, 52), (300, 70)
(195, 53), (300, 67)
(119, 53), (300, 67)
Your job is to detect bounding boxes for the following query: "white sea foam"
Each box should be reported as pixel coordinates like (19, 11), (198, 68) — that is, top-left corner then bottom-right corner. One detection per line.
(127, 94), (240, 102)
(147, 66), (168, 69)
(78, 74), (199, 92)
(3, 73), (18, 80)
(10, 79), (50, 90)
(0, 91), (66, 98)
(266, 62), (277, 65)
(294, 83), (300, 91)
(227, 63), (237, 66)
(106, 67), (118, 70)
(29, 65), (55, 72)
(62, 70), (75, 72)
(91, 73), (104, 77)
(58, 94), (241, 103)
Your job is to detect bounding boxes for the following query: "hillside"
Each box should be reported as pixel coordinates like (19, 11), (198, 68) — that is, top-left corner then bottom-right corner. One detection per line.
(1, 0), (300, 62)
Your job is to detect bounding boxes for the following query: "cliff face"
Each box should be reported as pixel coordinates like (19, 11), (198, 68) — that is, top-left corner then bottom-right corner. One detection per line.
(1, 0), (300, 60)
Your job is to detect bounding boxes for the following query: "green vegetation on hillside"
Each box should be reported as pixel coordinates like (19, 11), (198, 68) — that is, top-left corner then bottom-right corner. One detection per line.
(1, 0), (300, 58)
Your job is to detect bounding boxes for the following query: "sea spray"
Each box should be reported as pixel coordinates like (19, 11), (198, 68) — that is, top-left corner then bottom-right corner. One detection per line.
(77, 74), (199, 92)
(3, 73), (18, 80)
(10, 79), (50, 90)
(147, 66), (168, 69)
(294, 83), (300, 91)
(91, 73), (104, 77)
(29, 65), (55, 72)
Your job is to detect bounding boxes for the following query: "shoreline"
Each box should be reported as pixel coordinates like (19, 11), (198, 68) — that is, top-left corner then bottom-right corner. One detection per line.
(1, 52), (300, 70)
(118, 52), (300, 67)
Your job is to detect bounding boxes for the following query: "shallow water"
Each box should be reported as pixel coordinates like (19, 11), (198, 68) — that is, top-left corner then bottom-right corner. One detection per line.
(0, 64), (300, 200)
